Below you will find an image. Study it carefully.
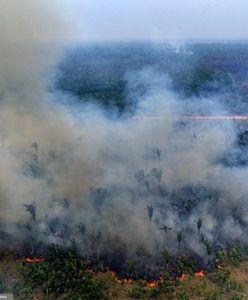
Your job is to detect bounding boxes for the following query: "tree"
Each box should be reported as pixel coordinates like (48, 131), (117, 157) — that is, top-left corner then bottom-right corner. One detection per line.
(77, 222), (86, 235)
(125, 258), (137, 279)
(177, 231), (183, 252)
(23, 202), (36, 223)
(30, 142), (38, 163)
(159, 224), (172, 247)
(23, 201), (36, 257)
(162, 248), (170, 270)
(194, 218), (202, 236)
(200, 234), (212, 266)
(149, 168), (163, 183)
(147, 206), (154, 232)
(134, 170), (145, 185)
(147, 205), (153, 222)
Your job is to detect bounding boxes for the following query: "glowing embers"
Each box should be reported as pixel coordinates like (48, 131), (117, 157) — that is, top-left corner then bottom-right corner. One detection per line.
(24, 257), (45, 263)
(178, 273), (186, 282)
(147, 277), (164, 287)
(194, 270), (204, 277)
(110, 271), (133, 284)
(110, 270), (165, 287)
(110, 270), (194, 286)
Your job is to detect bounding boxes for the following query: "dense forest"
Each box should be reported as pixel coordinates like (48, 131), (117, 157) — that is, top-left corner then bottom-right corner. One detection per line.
(56, 42), (248, 114)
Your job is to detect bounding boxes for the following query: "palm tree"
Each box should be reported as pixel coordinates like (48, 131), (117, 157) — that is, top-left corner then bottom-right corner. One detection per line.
(96, 231), (102, 260)
(30, 142), (38, 163)
(134, 170), (145, 185)
(149, 168), (163, 183)
(23, 201), (36, 223)
(159, 225), (172, 247)
(147, 205), (154, 231)
(162, 248), (170, 270)
(200, 234), (212, 265)
(23, 201), (36, 257)
(177, 231), (182, 252)
(194, 218), (202, 236)
(77, 222), (86, 235)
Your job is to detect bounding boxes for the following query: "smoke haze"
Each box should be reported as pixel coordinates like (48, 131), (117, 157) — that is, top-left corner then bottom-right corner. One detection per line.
(0, 1), (248, 271)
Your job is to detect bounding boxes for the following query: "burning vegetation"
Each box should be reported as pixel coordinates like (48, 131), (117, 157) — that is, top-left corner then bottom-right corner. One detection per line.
(1, 2), (248, 299)
(2, 34), (248, 295)
(3, 123), (248, 290)
(24, 257), (44, 263)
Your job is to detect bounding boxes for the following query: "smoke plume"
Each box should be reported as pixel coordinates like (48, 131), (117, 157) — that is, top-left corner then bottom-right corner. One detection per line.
(0, 1), (248, 272)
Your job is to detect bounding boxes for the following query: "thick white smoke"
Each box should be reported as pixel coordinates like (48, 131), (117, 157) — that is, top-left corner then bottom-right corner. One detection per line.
(0, 1), (247, 270)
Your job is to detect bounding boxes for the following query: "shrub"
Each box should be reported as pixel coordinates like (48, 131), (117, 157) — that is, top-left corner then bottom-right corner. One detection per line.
(128, 286), (146, 299)
(209, 269), (230, 286)
(177, 291), (189, 300)
(125, 258), (137, 279)
(227, 279), (244, 292)
(18, 246), (108, 299)
(227, 245), (248, 267)
(204, 289), (222, 300)
(228, 296), (243, 300)
(216, 244), (248, 267)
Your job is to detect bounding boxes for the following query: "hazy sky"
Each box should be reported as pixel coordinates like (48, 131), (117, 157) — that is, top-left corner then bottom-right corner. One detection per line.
(72, 0), (248, 41)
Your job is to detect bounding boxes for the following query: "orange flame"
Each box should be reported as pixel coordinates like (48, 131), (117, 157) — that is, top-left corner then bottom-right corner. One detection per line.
(114, 277), (122, 284)
(24, 257), (45, 263)
(111, 271), (133, 284)
(178, 273), (186, 282)
(147, 282), (156, 287)
(194, 270), (204, 277)
(147, 277), (164, 287)
(124, 278), (133, 284)
(110, 269), (163, 286)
